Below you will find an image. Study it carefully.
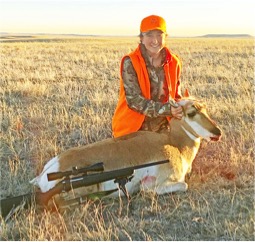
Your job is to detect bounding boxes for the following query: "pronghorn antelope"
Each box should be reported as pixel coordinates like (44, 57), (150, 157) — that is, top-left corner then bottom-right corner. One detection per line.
(30, 97), (222, 202)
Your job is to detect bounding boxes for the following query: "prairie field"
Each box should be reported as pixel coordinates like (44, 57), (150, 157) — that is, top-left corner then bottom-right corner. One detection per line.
(0, 36), (254, 240)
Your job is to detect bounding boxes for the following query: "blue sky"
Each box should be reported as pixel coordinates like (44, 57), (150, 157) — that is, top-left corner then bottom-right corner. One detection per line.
(0, 0), (254, 36)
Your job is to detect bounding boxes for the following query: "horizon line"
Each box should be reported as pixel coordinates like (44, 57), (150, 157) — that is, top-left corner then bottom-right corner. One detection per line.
(0, 32), (254, 39)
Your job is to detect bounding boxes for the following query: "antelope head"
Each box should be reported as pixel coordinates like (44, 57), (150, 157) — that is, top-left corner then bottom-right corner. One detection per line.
(178, 98), (222, 142)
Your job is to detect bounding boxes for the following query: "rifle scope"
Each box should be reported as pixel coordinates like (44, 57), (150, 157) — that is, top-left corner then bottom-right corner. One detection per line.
(47, 162), (104, 181)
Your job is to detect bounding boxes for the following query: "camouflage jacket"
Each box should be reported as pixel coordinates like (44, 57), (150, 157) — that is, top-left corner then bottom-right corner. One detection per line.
(122, 43), (181, 132)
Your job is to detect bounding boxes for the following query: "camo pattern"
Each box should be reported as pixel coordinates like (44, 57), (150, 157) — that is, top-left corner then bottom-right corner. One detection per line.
(122, 43), (180, 132)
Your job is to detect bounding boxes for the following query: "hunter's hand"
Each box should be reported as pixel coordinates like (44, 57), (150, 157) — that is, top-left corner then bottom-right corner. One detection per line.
(170, 106), (183, 119)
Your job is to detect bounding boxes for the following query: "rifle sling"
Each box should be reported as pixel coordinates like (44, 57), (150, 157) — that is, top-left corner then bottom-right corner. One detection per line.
(57, 188), (119, 209)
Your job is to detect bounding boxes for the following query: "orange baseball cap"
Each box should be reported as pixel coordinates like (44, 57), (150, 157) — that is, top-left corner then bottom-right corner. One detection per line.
(140, 15), (167, 33)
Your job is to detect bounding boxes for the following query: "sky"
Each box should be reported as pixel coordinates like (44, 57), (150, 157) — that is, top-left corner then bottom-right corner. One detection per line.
(0, 0), (254, 37)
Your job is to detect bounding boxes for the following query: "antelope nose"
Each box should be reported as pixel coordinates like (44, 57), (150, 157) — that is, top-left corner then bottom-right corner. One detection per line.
(211, 127), (222, 141)
(216, 127), (222, 137)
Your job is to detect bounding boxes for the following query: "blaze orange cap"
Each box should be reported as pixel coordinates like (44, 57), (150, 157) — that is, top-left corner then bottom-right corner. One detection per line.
(140, 15), (167, 33)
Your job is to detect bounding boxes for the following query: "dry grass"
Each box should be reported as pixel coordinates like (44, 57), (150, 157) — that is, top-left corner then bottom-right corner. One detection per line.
(0, 36), (254, 240)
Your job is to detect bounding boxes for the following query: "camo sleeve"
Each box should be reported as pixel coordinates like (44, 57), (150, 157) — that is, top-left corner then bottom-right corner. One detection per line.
(122, 57), (174, 118)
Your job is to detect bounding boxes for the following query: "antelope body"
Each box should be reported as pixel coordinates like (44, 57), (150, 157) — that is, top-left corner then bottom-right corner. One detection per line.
(30, 98), (222, 199)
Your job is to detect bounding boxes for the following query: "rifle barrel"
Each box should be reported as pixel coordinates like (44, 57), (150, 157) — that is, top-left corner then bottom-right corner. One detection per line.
(0, 193), (34, 219)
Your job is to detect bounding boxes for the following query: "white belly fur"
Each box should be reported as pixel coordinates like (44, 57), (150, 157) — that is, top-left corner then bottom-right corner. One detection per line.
(29, 156), (60, 193)
(101, 165), (160, 196)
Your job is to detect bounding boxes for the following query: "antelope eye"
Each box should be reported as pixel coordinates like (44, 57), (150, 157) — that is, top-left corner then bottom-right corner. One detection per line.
(187, 111), (196, 118)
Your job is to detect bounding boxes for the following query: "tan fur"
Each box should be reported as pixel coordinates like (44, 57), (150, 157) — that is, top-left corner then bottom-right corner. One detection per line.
(59, 131), (170, 171)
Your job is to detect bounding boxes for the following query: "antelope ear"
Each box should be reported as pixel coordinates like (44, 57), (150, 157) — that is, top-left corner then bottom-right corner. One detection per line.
(183, 89), (190, 97)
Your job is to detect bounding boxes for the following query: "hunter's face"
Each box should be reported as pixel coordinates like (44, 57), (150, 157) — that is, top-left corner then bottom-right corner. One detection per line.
(141, 30), (166, 56)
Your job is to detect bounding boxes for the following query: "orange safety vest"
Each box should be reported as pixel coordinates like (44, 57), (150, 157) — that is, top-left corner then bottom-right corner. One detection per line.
(112, 45), (182, 138)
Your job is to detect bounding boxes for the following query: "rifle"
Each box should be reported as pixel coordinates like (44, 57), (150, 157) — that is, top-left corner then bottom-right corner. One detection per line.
(1, 159), (169, 219)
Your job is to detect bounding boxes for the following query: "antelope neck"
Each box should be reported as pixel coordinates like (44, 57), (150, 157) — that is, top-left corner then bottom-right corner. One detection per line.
(181, 120), (201, 143)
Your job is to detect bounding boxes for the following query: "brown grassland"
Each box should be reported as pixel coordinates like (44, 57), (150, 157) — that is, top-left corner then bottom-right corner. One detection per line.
(0, 36), (254, 240)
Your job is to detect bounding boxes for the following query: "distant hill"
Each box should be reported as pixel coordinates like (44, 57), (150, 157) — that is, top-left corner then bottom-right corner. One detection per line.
(200, 34), (253, 38)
